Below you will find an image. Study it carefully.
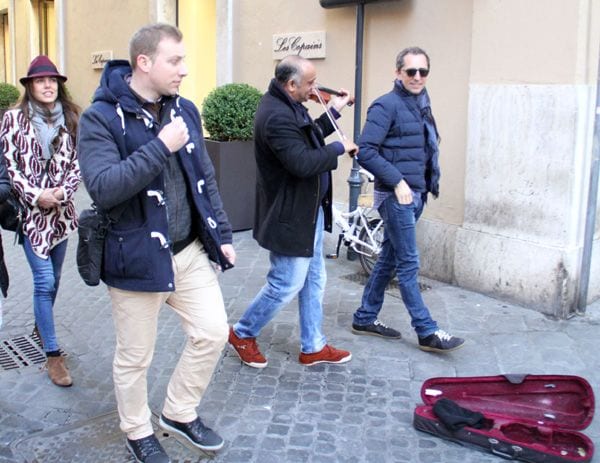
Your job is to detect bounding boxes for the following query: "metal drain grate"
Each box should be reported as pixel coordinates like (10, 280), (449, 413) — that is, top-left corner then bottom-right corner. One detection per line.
(0, 332), (46, 370)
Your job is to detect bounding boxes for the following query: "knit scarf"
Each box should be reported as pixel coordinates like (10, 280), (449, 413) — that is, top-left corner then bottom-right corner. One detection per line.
(398, 80), (441, 198)
(29, 101), (65, 160)
(417, 88), (440, 197)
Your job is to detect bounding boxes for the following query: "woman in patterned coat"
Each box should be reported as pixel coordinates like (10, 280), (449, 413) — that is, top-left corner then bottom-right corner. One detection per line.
(1, 55), (80, 387)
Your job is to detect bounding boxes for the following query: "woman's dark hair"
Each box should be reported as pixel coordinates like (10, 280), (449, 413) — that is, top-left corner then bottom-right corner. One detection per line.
(16, 78), (81, 138)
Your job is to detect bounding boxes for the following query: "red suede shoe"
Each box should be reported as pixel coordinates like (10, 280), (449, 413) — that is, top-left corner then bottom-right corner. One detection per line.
(228, 327), (267, 368)
(299, 344), (352, 366)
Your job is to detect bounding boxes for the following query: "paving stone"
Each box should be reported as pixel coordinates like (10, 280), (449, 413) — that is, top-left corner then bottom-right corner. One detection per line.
(289, 433), (314, 447)
(266, 423), (290, 436)
(285, 448), (311, 462)
(260, 435), (286, 451)
(231, 434), (257, 448)
(315, 441), (337, 454)
(223, 449), (255, 462)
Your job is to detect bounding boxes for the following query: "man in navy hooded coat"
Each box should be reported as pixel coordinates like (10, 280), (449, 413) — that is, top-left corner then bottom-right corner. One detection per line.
(78, 23), (234, 463)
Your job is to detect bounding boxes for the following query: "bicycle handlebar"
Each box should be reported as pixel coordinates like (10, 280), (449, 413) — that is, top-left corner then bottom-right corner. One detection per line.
(358, 168), (374, 182)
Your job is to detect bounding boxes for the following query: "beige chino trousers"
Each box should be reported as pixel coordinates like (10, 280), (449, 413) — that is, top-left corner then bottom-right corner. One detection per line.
(108, 240), (229, 440)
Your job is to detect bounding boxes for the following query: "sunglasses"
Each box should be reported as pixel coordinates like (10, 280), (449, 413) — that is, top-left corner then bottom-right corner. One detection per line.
(403, 68), (430, 77)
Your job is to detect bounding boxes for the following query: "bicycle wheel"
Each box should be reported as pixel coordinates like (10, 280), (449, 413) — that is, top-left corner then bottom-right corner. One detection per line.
(357, 218), (384, 276)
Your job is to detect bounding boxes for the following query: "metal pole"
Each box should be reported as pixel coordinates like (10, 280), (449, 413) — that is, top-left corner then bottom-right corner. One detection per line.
(576, 45), (600, 314)
(346, 0), (365, 260)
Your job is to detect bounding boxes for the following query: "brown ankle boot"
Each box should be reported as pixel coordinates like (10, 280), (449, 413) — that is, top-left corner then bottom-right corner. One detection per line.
(47, 356), (72, 387)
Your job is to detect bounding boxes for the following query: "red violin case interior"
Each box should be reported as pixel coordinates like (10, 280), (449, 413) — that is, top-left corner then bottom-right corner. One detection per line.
(413, 374), (595, 463)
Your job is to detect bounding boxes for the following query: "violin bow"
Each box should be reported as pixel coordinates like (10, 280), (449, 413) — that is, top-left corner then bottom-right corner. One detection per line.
(311, 86), (347, 143)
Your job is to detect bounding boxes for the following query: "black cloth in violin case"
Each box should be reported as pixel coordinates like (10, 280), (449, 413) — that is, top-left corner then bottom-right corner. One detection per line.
(413, 374), (595, 463)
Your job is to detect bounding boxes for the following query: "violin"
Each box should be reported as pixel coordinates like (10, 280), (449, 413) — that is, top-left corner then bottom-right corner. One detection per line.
(309, 84), (358, 157)
(309, 85), (355, 107)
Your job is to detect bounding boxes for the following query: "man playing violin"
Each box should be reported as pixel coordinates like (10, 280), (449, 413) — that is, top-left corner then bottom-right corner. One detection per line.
(351, 47), (465, 352)
(228, 54), (358, 368)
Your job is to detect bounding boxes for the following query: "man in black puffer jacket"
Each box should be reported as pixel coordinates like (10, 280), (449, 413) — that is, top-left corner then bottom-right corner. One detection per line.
(228, 55), (358, 368)
(351, 47), (465, 353)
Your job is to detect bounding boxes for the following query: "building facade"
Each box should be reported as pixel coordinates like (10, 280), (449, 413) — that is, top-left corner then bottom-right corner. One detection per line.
(1, 0), (598, 318)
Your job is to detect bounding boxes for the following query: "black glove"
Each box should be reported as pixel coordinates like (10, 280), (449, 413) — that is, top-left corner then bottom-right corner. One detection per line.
(433, 398), (488, 431)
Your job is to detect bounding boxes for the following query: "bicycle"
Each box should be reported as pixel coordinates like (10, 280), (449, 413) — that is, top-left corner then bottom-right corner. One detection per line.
(327, 169), (385, 275)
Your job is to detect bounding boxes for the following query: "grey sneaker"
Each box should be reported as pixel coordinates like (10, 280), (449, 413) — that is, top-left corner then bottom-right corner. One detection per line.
(418, 329), (465, 353)
(352, 319), (401, 339)
(159, 414), (224, 451)
(126, 435), (170, 463)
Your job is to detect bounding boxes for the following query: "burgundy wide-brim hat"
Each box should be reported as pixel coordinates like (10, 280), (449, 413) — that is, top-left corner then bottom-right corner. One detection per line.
(19, 55), (67, 86)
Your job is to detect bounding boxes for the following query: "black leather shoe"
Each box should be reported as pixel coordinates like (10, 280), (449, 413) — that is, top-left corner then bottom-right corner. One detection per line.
(126, 435), (170, 463)
(159, 414), (224, 451)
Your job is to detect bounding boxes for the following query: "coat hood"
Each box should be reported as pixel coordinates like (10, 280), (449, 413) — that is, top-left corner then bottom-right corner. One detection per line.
(92, 60), (139, 113)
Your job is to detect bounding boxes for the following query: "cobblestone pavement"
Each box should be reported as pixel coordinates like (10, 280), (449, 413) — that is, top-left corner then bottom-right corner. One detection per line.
(0, 188), (598, 462)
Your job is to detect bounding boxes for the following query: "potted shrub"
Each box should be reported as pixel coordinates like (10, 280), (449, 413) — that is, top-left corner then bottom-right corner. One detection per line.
(202, 83), (262, 231)
(0, 83), (20, 117)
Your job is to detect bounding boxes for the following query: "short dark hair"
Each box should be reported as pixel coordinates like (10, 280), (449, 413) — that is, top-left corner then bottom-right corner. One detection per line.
(396, 46), (430, 70)
(129, 23), (183, 70)
(274, 55), (309, 85)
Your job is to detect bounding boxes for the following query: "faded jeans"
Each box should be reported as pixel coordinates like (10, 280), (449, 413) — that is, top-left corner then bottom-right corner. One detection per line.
(353, 193), (438, 337)
(23, 237), (68, 353)
(234, 208), (327, 354)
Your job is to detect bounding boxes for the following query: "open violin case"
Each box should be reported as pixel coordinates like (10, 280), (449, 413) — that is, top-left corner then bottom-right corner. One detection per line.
(413, 374), (595, 462)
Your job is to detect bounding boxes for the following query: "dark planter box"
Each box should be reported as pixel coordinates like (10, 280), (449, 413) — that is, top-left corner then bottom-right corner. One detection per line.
(205, 139), (256, 232)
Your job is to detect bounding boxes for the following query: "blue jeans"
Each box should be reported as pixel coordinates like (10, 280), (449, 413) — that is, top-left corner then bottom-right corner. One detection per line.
(353, 194), (438, 337)
(234, 208), (327, 354)
(23, 237), (68, 353)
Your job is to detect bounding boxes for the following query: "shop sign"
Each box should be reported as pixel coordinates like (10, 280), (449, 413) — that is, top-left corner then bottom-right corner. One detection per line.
(91, 50), (113, 69)
(272, 31), (326, 59)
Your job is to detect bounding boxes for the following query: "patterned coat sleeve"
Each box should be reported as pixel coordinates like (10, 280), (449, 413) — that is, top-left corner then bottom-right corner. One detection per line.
(1, 110), (44, 207)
